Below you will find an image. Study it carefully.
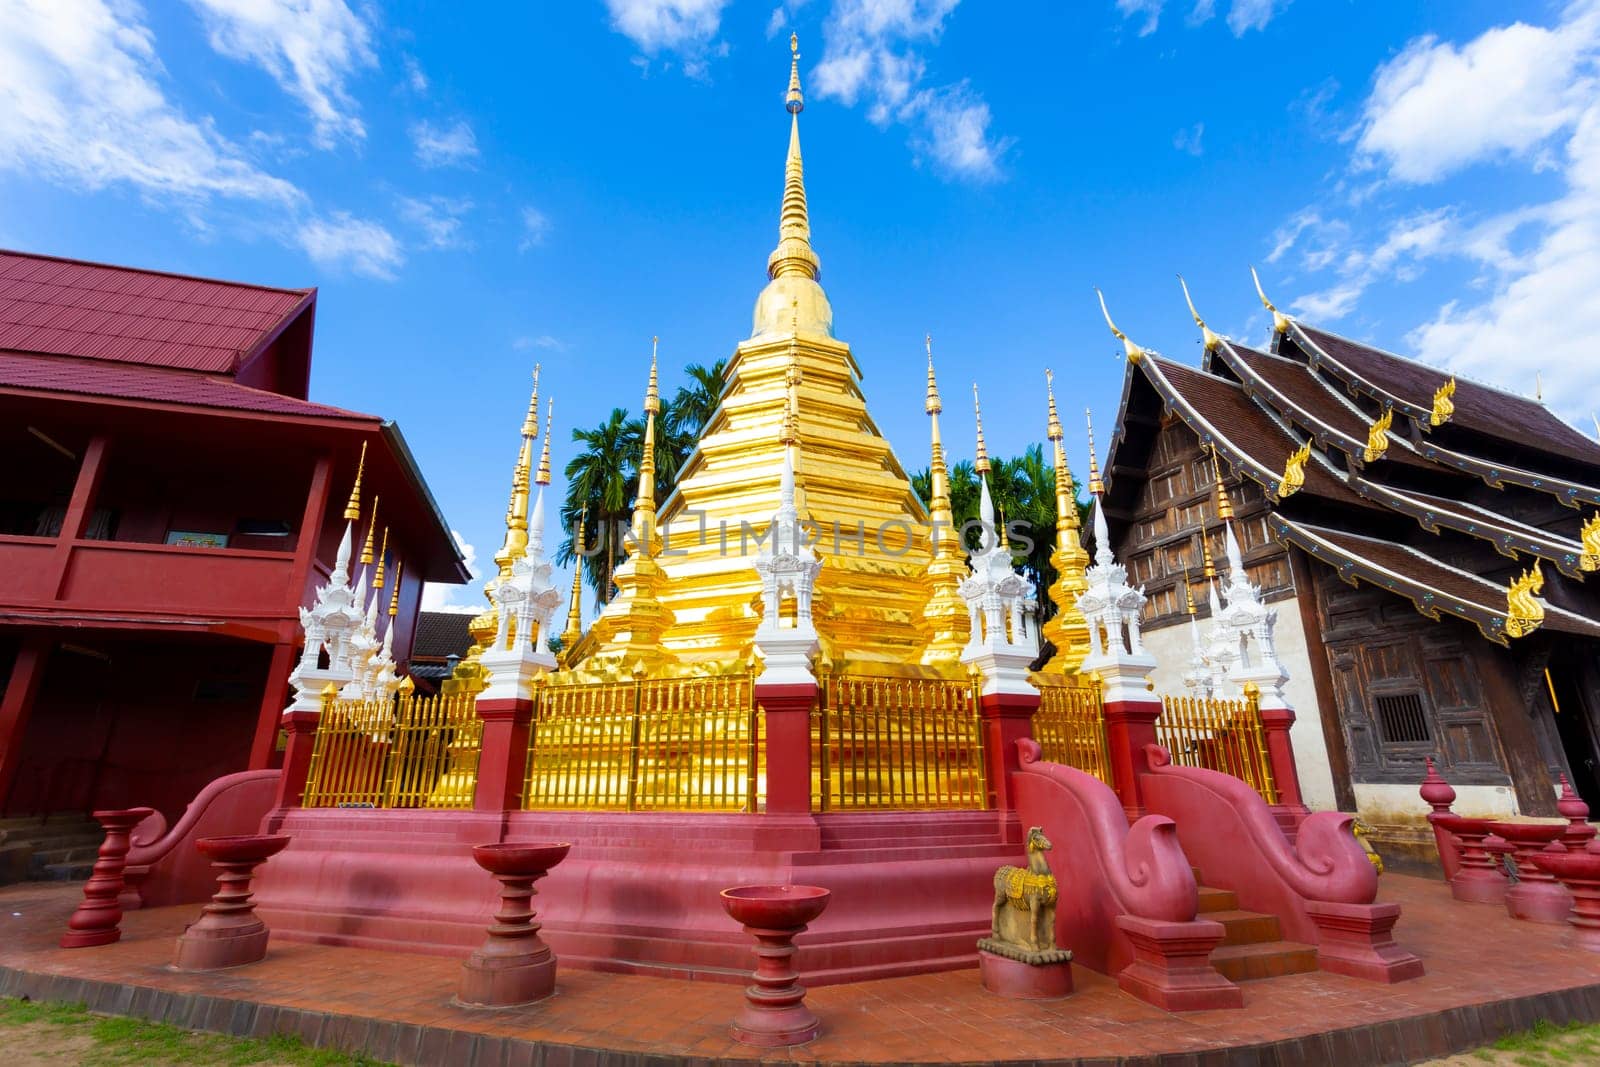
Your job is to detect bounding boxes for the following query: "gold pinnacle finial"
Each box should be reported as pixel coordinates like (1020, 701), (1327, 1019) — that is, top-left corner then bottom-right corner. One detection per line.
(1184, 569), (1197, 615)
(1212, 447), (1236, 521)
(768, 35), (818, 283)
(1178, 275), (1221, 352)
(1086, 408), (1103, 495)
(780, 362), (801, 445)
(1046, 369), (1063, 442)
(522, 363), (542, 440)
(645, 338), (660, 415)
(1201, 530), (1217, 580)
(536, 397), (554, 486)
(998, 505), (1010, 551)
(973, 382), (990, 474)
(1430, 377), (1457, 427)
(388, 560), (402, 617)
(372, 527), (389, 589)
(360, 494), (380, 565)
(787, 32), (803, 113)
(1250, 265), (1291, 334)
(925, 334), (942, 415)
(343, 441), (367, 521)
(1094, 287), (1146, 363)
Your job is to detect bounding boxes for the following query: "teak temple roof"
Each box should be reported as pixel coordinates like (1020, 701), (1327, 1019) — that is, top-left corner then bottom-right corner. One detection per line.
(1102, 294), (1600, 646)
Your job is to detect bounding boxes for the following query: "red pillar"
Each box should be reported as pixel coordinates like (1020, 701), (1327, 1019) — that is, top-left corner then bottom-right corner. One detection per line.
(0, 634), (52, 814)
(756, 682), (815, 815)
(1103, 697), (1164, 820)
(1259, 707), (1308, 813)
(474, 699), (534, 811)
(47, 434), (110, 598)
(248, 642), (296, 770)
(978, 690), (1039, 814)
(273, 706), (321, 809)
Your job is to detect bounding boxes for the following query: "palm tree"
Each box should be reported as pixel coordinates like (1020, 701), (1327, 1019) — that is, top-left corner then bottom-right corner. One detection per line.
(559, 408), (633, 604)
(665, 360), (726, 446)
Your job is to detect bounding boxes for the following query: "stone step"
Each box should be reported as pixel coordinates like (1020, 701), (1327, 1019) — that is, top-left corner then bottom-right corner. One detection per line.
(1196, 885), (1238, 913)
(1206, 908), (1284, 947)
(817, 834), (1001, 851)
(1210, 940), (1319, 982)
(39, 861), (95, 882)
(0, 830), (104, 850)
(0, 812), (96, 830)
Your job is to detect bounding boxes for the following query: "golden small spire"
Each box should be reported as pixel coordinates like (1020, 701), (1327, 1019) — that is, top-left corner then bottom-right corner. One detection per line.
(1250, 265), (1291, 334)
(343, 441), (367, 521)
(1201, 531), (1217, 580)
(1506, 559), (1546, 639)
(1085, 408), (1104, 496)
(780, 362), (801, 445)
(645, 337), (661, 415)
(536, 397), (554, 486)
(1184, 568), (1198, 615)
(925, 335), (941, 416)
(1580, 512), (1600, 572)
(1430, 377), (1457, 427)
(372, 527), (389, 590)
(523, 363), (542, 440)
(973, 382), (990, 474)
(388, 560), (402, 617)
(1178, 275), (1221, 352)
(632, 340), (662, 547)
(1278, 441), (1312, 499)
(998, 506), (1010, 551)
(561, 508), (587, 654)
(1094, 287), (1146, 363)
(1046, 368), (1063, 442)
(1211, 447), (1236, 522)
(768, 34), (819, 283)
(1364, 407), (1394, 463)
(359, 494), (380, 565)
(787, 31), (803, 112)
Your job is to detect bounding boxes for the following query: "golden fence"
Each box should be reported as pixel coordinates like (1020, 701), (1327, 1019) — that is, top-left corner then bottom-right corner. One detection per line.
(302, 688), (483, 809)
(1156, 690), (1278, 803)
(523, 673), (761, 811)
(812, 673), (987, 811)
(1032, 680), (1111, 784)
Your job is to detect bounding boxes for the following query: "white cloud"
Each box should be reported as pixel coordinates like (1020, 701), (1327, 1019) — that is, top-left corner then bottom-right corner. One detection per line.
(1173, 121), (1204, 156)
(813, 0), (1010, 182)
(297, 212), (404, 279)
(183, 0), (376, 147)
(604, 0), (731, 71)
(1224, 0), (1286, 35)
(402, 54), (428, 94)
(0, 0), (302, 206)
(410, 118), (479, 168)
(1115, 0), (1163, 36)
(397, 195), (473, 250)
(1119, 0), (1288, 36)
(519, 206), (550, 251)
(514, 334), (568, 352)
(422, 531), (483, 614)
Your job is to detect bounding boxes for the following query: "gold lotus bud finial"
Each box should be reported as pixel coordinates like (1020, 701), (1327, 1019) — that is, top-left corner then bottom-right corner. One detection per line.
(924, 334), (942, 415)
(372, 527), (389, 590)
(359, 494), (380, 565)
(1211, 447), (1236, 522)
(1580, 511), (1600, 572)
(1046, 369), (1063, 442)
(998, 505), (1010, 551)
(973, 382), (990, 474)
(1178, 274), (1221, 352)
(1201, 529), (1217, 580)
(1506, 559), (1546, 639)
(536, 397), (554, 486)
(388, 559), (402, 617)
(343, 440), (367, 521)
(521, 362), (542, 440)
(1085, 408), (1104, 496)
(1363, 407), (1394, 463)
(1184, 568), (1197, 615)
(787, 31), (804, 113)
(644, 337), (660, 415)
(1250, 265), (1291, 334)
(1278, 440), (1312, 499)
(1429, 377), (1456, 427)
(1094, 287), (1146, 363)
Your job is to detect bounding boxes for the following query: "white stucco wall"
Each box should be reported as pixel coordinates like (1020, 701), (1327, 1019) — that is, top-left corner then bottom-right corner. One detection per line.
(1140, 593), (1340, 812)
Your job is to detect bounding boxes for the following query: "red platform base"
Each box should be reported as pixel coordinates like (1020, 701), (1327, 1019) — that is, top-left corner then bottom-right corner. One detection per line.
(458, 953), (556, 1007)
(1305, 900), (1425, 983)
(979, 950), (1073, 1000)
(174, 925), (270, 970)
(1113, 915), (1242, 1012)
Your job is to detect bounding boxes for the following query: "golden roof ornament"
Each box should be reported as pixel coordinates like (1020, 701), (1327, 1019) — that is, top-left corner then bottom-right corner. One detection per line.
(372, 527), (389, 590)
(767, 33), (818, 284)
(1184, 568), (1198, 615)
(645, 337), (660, 415)
(1580, 512), (1600, 572)
(925, 334), (941, 416)
(632, 339), (662, 544)
(1201, 529), (1217, 580)
(359, 494), (380, 565)
(1250, 265), (1291, 334)
(1211, 448), (1236, 522)
(786, 31), (803, 112)
(1046, 368), (1063, 443)
(1430, 377), (1457, 427)
(1278, 441), (1312, 499)
(388, 560), (402, 617)
(1505, 559), (1545, 639)
(560, 507), (588, 656)
(1178, 274), (1221, 352)
(523, 363), (541, 440)
(1085, 408), (1104, 496)
(343, 441), (367, 521)
(973, 382), (990, 474)
(536, 397), (554, 486)
(1364, 407), (1394, 463)
(1094, 287), (1146, 363)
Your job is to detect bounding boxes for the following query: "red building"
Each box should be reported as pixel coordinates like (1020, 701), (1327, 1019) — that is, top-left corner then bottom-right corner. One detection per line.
(0, 250), (467, 822)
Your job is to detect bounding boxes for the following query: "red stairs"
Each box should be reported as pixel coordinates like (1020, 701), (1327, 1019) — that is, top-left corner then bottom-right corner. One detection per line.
(1195, 875), (1318, 982)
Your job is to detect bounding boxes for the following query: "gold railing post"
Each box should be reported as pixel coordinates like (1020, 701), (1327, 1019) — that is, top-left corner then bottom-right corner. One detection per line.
(626, 677), (643, 812)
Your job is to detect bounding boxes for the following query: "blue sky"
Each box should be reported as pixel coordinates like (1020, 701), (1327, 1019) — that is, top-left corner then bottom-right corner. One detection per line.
(4, 1), (1598, 613)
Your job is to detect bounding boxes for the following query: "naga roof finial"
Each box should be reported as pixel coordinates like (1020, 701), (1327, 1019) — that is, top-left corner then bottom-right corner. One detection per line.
(1094, 287), (1146, 363)
(1250, 265), (1291, 334)
(1178, 274), (1221, 352)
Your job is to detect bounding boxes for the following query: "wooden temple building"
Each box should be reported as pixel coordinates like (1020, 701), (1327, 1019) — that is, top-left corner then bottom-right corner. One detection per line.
(1096, 278), (1600, 865)
(0, 250), (468, 824)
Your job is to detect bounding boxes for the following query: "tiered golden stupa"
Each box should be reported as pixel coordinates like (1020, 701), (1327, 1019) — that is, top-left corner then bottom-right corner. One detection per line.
(469, 34), (1092, 684)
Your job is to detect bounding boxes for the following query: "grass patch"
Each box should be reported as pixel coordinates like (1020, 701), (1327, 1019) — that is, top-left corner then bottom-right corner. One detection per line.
(1434, 1019), (1600, 1065)
(0, 996), (388, 1066)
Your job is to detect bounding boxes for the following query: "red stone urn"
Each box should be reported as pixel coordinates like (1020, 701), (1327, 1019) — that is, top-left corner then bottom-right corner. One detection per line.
(173, 834), (290, 970)
(61, 807), (156, 949)
(1432, 814), (1508, 903)
(1558, 775), (1596, 849)
(1487, 822), (1573, 924)
(720, 884), (830, 1047)
(457, 842), (571, 1007)
(1527, 842), (1600, 952)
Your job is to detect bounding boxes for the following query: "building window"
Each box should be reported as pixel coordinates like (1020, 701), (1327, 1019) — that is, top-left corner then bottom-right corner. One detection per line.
(1373, 691), (1431, 745)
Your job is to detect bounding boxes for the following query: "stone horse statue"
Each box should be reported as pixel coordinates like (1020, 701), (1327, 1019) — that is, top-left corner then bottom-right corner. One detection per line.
(979, 825), (1070, 964)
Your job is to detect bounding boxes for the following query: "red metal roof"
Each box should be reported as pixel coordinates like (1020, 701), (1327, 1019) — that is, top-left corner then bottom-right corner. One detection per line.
(0, 350), (371, 422)
(0, 250), (312, 374)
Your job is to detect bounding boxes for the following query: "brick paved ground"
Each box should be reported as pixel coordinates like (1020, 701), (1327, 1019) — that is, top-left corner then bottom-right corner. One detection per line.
(4, 874), (1600, 1066)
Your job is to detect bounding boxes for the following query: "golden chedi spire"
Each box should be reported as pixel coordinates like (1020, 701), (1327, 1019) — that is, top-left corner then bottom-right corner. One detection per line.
(359, 495), (380, 566)
(344, 441), (367, 521)
(1178, 274), (1221, 353)
(1038, 369), (1093, 676)
(560, 506), (588, 661)
(973, 382), (990, 475)
(1212, 448), (1236, 522)
(919, 335), (970, 664)
(388, 560), (402, 617)
(1086, 408), (1104, 497)
(372, 527), (389, 590)
(536, 397), (554, 486)
(753, 33), (832, 340)
(493, 363), (541, 582)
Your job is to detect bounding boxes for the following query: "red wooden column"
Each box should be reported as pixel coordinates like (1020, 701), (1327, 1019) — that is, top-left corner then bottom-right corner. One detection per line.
(0, 634), (53, 813)
(474, 696), (535, 811)
(756, 681), (815, 815)
(978, 689), (1039, 814)
(248, 641), (297, 770)
(1102, 694), (1164, 821)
